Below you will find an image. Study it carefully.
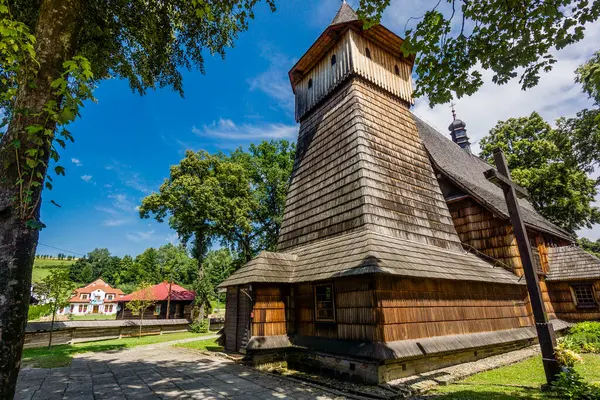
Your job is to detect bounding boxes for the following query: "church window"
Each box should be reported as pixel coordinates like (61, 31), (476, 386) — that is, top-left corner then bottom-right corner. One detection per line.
(331, 54), (336, 66)
(314, 284), (335, 322)
(308, 78), (313, 89)
(571, 284), (597, 308)
(394, 65), (400, 75)
(365, 47), (371, 59)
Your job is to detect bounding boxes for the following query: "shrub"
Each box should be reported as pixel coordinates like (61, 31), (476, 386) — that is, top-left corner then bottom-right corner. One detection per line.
(190, 318), (210, 333)
(561, 322), (600, 354)
(27, 304), (53, 320)
(552, 370), (600, 400)
(555, 342), (583, 367)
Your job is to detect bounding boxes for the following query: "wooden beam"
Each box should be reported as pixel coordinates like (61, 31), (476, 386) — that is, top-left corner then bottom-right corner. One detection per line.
(487, 148), (560, 385)
(484, 168), (529, 198)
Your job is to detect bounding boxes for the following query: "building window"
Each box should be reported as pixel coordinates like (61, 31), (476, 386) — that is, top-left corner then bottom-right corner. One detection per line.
(81, 294), (88, 300)
(571, 284), (597, 308)
(308, 78), (313, 89)
(105, 305), (113, 313)
(365, 47), (371, 59)
(314, 284), (335, 322)
(331, 54), (336, 66)
(83, 305), (88, 313)
(107, 294), (114, 300)
(154, 304), (162, 316)
(78, 305), (83, 313)
(394, 65), (400, 75)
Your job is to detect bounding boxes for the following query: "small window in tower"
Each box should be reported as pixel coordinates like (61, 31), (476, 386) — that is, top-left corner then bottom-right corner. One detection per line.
(571, 284), (597, 308)
(394, 65), (400, 75)
(365, 48), (371, 59)
(308, 79), (313, 89)
(331, 54), (336, 66)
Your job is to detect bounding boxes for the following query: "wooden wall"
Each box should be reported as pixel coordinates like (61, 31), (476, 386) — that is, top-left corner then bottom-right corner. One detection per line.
(225, 287), (238, 352)
(116, 300), (192, 320)
(375, 276), (533, 341)
(294, 276), (380, 341)
(546, 280), (600, 321)
(448, 198), (524, 276)
(252, 285), (288, 336)
(447, 197), (561, 320)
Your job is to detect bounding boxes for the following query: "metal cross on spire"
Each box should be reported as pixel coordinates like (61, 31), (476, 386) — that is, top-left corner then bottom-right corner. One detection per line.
(450, 101), (457, 121)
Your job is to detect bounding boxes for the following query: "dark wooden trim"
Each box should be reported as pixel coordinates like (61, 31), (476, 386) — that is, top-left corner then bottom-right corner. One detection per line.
(313, 283), (336, 323)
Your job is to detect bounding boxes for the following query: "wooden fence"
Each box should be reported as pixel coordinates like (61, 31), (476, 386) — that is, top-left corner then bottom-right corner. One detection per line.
(24, 319), (190, 349)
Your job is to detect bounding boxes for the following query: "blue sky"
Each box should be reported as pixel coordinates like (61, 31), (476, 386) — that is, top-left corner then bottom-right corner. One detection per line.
(37, 0), (600, 258)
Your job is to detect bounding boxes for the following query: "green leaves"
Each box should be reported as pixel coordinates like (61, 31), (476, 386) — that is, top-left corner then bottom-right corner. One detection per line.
(360, 0), (600, 106)
(479, 112), (600, 232)
(576, 51), (600, 106)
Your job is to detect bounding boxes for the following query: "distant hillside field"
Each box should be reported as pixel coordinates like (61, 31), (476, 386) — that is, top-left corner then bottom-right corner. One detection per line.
(32, 259), (75, 282)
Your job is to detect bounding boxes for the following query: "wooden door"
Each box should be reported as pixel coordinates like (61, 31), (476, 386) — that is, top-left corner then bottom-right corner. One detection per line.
(92, 305), (99, 314)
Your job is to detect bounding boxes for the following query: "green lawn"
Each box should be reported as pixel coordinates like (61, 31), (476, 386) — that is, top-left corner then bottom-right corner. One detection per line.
(22, 331), (213, 368)
(31, 259), (74, 282)
(173, 338), (223, 352)
(430, 354), (600, 399)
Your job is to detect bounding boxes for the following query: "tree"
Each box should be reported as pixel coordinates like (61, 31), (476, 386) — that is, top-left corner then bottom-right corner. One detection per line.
(479, 112), (600, 232)
(125, 282), (156, 339)
(69, 248), (112, 284)
(33, 269), (75, 349)
(576, 50), (600, 106)
(231, 140), (296, 252)
(202, 248), (236, 300)
(1, 2), (275, 391)
(359, 0), (600, 106)
(140, 151), (255, 315)
(578, 237), (600, 258)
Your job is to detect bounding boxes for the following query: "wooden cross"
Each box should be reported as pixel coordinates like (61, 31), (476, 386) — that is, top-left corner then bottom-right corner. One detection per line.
(485, 148), (560, 385)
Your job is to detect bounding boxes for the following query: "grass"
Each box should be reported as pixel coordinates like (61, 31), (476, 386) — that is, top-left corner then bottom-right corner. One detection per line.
(173, 338), (223, 352)
(31, 259), (74, 282)
(430, 354), (600, 399)
(21, 331), (213, 369)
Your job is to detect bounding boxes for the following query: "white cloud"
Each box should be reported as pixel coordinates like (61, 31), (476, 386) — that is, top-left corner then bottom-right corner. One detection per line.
(80, 175), (93, 183)
(247, 43), (296, 113)
(102, 219), (130, 227)
(109, 194), (136, 213)
(126, 230), (155, 243)
(105, 161), (153, 194)
(71, 158), (82, 167)
(166, 232), (179, 244)
(192, 119), (298, 141)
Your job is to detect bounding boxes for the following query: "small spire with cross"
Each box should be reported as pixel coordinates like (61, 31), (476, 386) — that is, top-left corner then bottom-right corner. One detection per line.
(450, 101), (457, 121)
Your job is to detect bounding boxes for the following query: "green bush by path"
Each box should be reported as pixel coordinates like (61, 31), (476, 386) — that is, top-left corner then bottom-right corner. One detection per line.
(21, 331), (214, 368)
(561, 322), (600, 354)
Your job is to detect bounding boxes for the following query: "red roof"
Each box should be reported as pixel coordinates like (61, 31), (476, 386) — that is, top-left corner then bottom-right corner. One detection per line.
(119, 282), (195, 302)
(69, 279), (125, 303)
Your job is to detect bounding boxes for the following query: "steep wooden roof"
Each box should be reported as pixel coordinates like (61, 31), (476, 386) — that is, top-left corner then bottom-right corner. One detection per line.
(219, 229), (523, 287)
(546, 246), (600, 281)
(415, 116), (573, 242)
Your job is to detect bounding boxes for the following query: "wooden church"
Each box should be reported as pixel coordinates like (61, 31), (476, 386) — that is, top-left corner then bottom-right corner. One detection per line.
(219, 3), (600, 383)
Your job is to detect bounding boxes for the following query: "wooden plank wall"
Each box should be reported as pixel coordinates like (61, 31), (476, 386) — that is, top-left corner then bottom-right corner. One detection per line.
(295, 276), (380, 341)
(375, 276), (533, 341)
(225, 287), (238, 352)
(546, 280), (600, 321)
(236, 285), (251, 351)
(448, 198), (524, 276)
(252, 285), (288, 336)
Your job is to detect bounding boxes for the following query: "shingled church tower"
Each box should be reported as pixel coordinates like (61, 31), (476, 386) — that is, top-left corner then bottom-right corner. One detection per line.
(219, 3), (546, 384)
(278, 3), (464, 252)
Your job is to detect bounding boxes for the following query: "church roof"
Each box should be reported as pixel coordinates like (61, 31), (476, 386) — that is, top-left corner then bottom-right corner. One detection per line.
(414, 115), (573, 242)
(330, 2), (358, 26)
(546, 246), (600, 281)
(219, 229), (523, 288)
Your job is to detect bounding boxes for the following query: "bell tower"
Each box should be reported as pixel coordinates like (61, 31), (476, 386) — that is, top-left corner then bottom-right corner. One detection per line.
(278, 3), (464, 253)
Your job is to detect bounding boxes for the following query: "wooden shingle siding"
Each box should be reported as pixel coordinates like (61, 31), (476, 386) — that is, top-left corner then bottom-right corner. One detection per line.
(375, 276), (533, 341)
(279, 77), (463, 252)
(294, 29), (413, 121)
(546, 280), (600, 321)
(236, 285), (251, 351)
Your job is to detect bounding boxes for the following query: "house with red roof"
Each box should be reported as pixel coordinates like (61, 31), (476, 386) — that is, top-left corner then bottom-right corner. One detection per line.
(116, 281), (196, 320)
(58, 278), (125, 316)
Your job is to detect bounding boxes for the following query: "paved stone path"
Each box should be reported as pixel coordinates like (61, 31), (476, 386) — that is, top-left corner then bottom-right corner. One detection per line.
(15, 340), (348, 400)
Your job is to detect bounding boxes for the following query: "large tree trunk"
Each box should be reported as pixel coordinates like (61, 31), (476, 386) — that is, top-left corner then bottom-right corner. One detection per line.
(0, 1), (82, 397)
